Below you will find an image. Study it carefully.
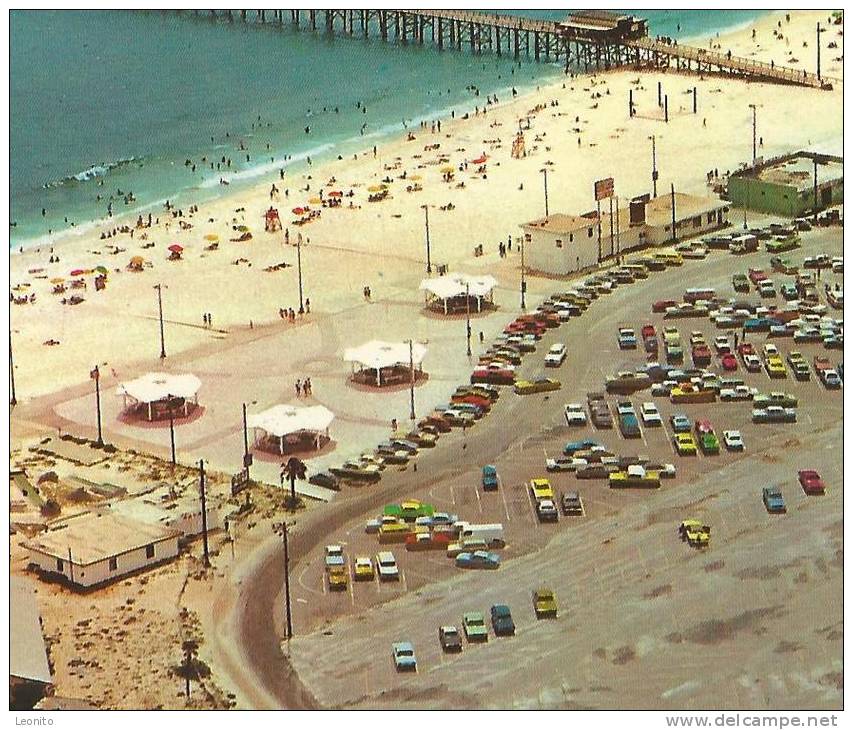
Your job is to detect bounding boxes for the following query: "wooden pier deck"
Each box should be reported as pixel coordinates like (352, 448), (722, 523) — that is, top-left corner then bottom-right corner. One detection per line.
(177, 9), (834, 90)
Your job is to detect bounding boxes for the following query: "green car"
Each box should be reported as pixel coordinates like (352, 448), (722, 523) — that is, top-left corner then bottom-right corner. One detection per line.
(698, 432), (720, 455)
(462, 611), (488, 642)
(383, 499), (435, 522)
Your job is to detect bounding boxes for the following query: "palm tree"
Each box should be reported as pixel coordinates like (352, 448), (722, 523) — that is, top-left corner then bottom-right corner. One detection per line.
(281, 456), (307, 507)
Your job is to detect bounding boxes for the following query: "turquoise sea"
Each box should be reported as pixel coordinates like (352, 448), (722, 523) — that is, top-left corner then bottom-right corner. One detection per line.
(10, 10), (766, 247)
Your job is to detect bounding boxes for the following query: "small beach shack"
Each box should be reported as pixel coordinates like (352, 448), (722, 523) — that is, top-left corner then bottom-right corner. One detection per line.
(24, 512), (181, 589)
(117, 372), (201, 421)
(419, 273), (497, 314)
(344, 340), (427, 387)
(248, 404), (335, 454)
(10, 577), (53, 709)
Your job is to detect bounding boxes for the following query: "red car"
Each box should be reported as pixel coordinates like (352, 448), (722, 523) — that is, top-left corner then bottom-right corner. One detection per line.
(798, 470), (826, 495)
(748, 268), (768, 284)
(471, 367), (514, 385)
(737, 342), (756, 356)
(720, 353), (738, 371)
(641, 324), (656, 339)
(694, 419), (714, 435)
(451, 393), (492, 411)
(652, 299), (677, 313)
(692, 344), (712, 367)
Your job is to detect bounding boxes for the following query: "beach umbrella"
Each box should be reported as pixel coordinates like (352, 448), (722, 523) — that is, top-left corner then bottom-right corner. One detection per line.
(367, 185), (384, 193)
(292, 207), (305, 215)
(308, 196), (322, 205)
(50, 277), (65, 284)
(95, 266), (108, 275)
(168, 244), (184, 253)
(409, 175), (422, 181)
(69, 268), (86, 276)
(440, 166), (455, 173)
(204, 233), (219, 241)
(236, 224), (250, 232)
(130, 256), (144, 266)
(328, 191), (343, 198)
(471, 155), (488, 165)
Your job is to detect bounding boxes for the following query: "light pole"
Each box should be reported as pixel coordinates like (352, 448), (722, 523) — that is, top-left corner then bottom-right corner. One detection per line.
(296, 234), (305, 314)
(520, 236), (526, 310)
(154, 284), (166, 359)
(273, 522), (293, 640)
(422, 204), (432, 273)
(242, 402), (253, 479)
(10, 330), (16, 407)
(199, 459), (210, 568)
(465, 282), (472, 357)
(649, 135), (658, 197)
(91, 365), (103, 446)
(748, 104), (758, 165)
(540, 168), (549, 217)
(408, 339), (416, 421)
(167, 393), (176, 465)
(817, 22), (823, 80)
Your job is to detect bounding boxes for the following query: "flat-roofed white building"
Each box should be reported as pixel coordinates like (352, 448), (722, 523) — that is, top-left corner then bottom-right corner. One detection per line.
(25, 512), (180, 589)
(10, 577), (53, 708)
(108, 490), (222, 542)
(520, 213), (601, 275)
(641, 192), (729, 246)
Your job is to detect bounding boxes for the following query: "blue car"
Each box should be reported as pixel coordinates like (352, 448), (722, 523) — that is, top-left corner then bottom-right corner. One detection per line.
(456, 551), (501, 569)
(392, 642), (417, 671)
(482, 465), (499, 491)
(670, 413), (691, 433)
(490, 604), (516, 636)
(762, 487), (786, 514)
(563, 439), (600, 456)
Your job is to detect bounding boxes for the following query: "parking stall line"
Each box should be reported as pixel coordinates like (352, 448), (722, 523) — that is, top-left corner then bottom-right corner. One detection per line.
(474, 483), (483, 513)
(500, 481), (512, 522)
(401, 569), (408, 592)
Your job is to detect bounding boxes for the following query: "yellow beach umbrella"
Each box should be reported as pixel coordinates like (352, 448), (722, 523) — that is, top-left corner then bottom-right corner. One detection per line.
(308, 196), (322, 205)
(204, 233), (219, 241)
(50, 277), (65, 284)
(367, 185), (384, 193)
(440, 166), (455, 173)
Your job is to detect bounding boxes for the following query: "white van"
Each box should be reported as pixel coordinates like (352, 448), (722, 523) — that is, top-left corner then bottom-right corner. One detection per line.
(454, 522), (505, 549)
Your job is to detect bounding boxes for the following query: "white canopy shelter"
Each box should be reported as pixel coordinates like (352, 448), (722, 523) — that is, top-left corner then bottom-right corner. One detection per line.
(117, 372), (201, 421)
(248, 404), (334, 454)
(343, 340), (427, 386)
(419, 272), (497, 313)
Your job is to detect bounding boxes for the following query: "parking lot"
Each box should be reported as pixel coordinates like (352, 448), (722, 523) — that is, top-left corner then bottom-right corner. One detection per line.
(285, 223), (842, 709)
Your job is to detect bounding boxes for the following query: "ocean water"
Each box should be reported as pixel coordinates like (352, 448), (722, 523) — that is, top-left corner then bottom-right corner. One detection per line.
(10, 9), (766, 248)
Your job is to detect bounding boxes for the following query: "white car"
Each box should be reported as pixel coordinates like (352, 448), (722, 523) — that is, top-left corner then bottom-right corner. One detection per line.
(640, 402), (662, 426)
(762, 343), (780, 358)
(375, 551), (400, 581)
(723, 430), (745, 451)
(324, 544), (345, 570)
(713, 335), (731, 354)
(545, 343), (567, 367)
(545, 456), (588, 472)
(719, 385), (757, 401)
(564, 403), (587, 426)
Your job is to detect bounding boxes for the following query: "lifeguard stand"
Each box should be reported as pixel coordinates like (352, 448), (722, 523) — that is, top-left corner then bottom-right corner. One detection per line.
(264, 207), (282, 232)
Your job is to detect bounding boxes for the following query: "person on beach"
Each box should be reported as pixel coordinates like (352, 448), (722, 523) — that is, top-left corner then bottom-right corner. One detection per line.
(305, 298), (311, 314)
(295, 380), (302, 397)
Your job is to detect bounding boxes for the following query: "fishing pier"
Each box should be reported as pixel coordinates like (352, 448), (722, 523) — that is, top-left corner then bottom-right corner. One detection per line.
(182, 9), (831, 90)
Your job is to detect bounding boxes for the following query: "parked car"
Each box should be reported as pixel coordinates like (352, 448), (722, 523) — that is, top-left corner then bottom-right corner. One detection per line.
(720, 385), (757, 401)
(561, 491), (584, 516)
(545, 456), (587, 473)
(679, 519), (711, 548)
(375, 551), (400, 581)
(514, 377), (561, 395)
(456, 550), (501, 569)
(544, 343), (568, 367)
(438, 625), (463, 653)
(309, 471), (341, 490)
(462, 612), (488, 642)
(670, 413), (691, 433)
(752, 406), (797, 423)
(481, 464), (499, 491)
(674, 433), (698, 456)
(353, 556), (374, 581)
(536, 499), (559, 523)
(723, 430), (744, 451)
(392, 642), (417, 671)
(762, 487), (787, 514)
(618, 327), (638, 349)
(564, 403), (588, 426)
(640, 402), (662, 426)
(533, 588), (558, 618)
(798, 469), (826, 495)
(490, 604), (516, 636)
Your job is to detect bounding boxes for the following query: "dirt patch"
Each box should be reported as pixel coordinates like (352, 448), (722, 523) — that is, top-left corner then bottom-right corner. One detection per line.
(704, 560), (725, 572)
(678, 606), (787, 645)
(735, 565), (782, 580)
(611, 646), (636, 665)
(774, 641), (801, 654)
(644, 584), (672, 599)
(819, 672), (843, 691)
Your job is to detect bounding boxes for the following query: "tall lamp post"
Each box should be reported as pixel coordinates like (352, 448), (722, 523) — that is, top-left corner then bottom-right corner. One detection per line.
(10, 330), (17, 407)
(167, 393), (177, 465)
(465, 282), (472, 357)
(199, 459), (210, 567)
(154, 284), (166, 359)
(273, 521), (293, 640)
(91, 365), (103, 446)
(540, 168), (550, 217)
(296, 234), (305, 314)
(520, 235), (527, 310)
(422, 204), (432, 273)
(748, 103), (758, 165)
(241, 402), (255, 479)
(408, 339), (416, 421)
(817, 22), (823, 80)
(649, 135), (658, 198)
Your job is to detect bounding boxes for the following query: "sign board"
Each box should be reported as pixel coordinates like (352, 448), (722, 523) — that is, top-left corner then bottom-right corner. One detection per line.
(594, 177), (614, 201)
(231, 468), (250, 496)
(243, 452), (253, 468)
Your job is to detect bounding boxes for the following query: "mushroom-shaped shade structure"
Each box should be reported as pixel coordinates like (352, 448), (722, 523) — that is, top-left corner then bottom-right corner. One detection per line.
(343, 340), (427, 387)
(419, 272), (497, 314)
(248, 404), (334, 454)
(117, 372), (201, 421)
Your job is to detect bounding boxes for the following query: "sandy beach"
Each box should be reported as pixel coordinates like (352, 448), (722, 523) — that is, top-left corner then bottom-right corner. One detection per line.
(9, 9), (844, 711)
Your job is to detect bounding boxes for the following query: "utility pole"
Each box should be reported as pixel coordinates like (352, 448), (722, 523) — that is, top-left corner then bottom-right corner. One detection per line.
(168, 394), (176, 465)
(422, 205), (432, 273)
(10, 330), (16, 406)
(242, 402), (251, 479)
(296, 234), (305, 314)
(277, 522), (293, 640)
(649, 135), (658, 198)
(749, 104), (758, 165)
(817, 22), (822, 80)
(670, 184), (677, 243)
(813, 157), (819, 224)
(199, 459), (210, 567)
(615, 196), (621, 258)
(608, 196), (615, 258)
(465, 282), (472, 356)
(520, 236), (526, 310)
(408, 339), (416, 421)
(154, 284), (166, 358)
(541, 168), (549, 217)
(596, 199), (602, 262)
(91, 365), (103, 446)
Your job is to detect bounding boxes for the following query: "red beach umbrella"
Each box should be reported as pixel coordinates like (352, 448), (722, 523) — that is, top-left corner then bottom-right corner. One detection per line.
(168, 244), (184, 253)
(69, 269), (86, 276)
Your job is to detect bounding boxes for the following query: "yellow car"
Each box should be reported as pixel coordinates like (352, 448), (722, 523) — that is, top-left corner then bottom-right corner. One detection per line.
(378, 522), (414, 543)
(679, 519), (711, 548)
(674, 433), (698, 456)
(353, 556), (374, 581)
(514, 377), (562, 395)
(328, 566), (348, 591)
(530, 477), (554, 501)
(533, 588), (558, 618)
(766, 357), (787, 379)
